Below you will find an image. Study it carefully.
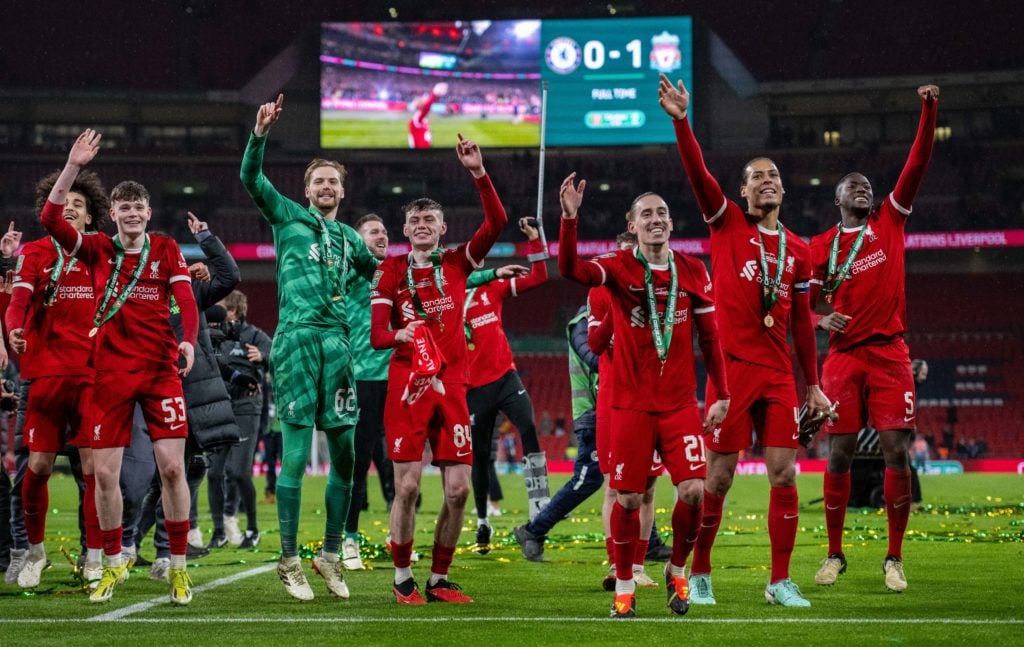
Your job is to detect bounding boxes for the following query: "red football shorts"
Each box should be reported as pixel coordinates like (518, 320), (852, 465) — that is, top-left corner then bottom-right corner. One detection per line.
(385, 381), (472, 466)
(23, 374), (94, 452)
(705, 356), (799, 453)
(821, 339), (916, 434)
(607, 405), (705, 493)
(87, 370), (188, 449)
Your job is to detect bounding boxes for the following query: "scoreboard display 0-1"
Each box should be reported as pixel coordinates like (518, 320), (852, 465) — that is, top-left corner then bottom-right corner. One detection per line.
(541, 16), (693, 147)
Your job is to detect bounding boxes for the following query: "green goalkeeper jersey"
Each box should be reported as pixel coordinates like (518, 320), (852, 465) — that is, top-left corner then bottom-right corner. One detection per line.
(346, 267), (390, 381)
(241, 133), (377, 334)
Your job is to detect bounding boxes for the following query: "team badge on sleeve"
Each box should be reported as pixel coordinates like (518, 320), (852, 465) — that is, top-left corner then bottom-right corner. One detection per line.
(370, 269), (384, 290)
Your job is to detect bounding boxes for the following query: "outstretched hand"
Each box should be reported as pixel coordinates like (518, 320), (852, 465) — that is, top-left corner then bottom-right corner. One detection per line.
(559, 172), (586, 219)
(255, 93), (284, 137)
(918, 85), (940, 101)
(657, 74), (690, 120)
(818, 311), (852, 333)
(456, 133), (485, 178)
(69, 129), (102, 167)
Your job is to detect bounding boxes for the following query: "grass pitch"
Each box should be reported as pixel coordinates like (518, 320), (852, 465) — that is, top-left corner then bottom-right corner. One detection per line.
(2, 471), (1022, 645)
(321, 112), (540, 149)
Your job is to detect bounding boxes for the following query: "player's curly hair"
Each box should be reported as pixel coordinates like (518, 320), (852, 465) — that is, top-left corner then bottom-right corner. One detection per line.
(34, 170), (110, 231)
(402, 198), (444, 221)
(304, 159), (347, 186)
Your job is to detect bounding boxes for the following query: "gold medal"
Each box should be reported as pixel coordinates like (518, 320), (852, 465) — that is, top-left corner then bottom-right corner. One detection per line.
(763, 314), (775, 328)
(467, 342), (476, 351)
(438, 321), (445, 333)
(89, 327), (99, 338)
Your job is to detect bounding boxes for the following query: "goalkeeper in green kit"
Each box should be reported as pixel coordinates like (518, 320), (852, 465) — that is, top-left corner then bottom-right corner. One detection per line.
(240, 94), (378, 601)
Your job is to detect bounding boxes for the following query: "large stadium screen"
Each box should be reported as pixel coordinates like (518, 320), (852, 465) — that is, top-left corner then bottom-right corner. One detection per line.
(541, 16), (693, 146)
(320, 17), (692, 149)
(321, 21), (543, 149)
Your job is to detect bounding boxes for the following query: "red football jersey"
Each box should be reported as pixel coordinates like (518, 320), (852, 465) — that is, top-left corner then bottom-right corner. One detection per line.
(372, 245), (477, 385)
(584, 248), (714, 412)
(811, 195), (909, 352)
(9, 238), (95, 379)
(707, 203), (812, 372)
(41, 201), (191, 373)
(465, 248), (547, 389)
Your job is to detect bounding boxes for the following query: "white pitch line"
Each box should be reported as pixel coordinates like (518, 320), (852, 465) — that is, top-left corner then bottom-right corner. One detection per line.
(86, 563), (277, 622)
(1, 616), (1019, 626)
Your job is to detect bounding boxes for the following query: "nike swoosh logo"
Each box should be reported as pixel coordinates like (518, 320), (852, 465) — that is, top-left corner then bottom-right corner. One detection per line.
(826, 504), (842, 511)
(517, 389), (526, 395)
(904, 416), (915, 422)
(691, 463), (706, 470)
(791, 432), (800, 440)
(42, 265), (56, 273)
(170, 423), (186, 431)
(700, 523), (717, 529)
(456, 450), (471, 457)
(627, 285), (645, 292)
(783, 513), (799, 520)
(893, 500), (908, 509)
(238, 437), (249, 442)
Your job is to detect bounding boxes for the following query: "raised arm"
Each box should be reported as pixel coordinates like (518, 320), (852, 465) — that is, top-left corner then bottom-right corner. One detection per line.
(457, 134), (508, 266)
(508, 218), (548, 295)
(413, 83), (447, 125)
(189, 212), (240, 308)
(557, 173), (605, 287)
(658, 75), (728, 222)
(240, 94), (295, 225)
(891, 85), (940, 212)
(43, 130), (102, 255)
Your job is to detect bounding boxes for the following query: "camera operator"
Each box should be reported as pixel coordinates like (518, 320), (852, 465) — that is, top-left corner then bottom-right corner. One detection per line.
(208, 290), (271, 548)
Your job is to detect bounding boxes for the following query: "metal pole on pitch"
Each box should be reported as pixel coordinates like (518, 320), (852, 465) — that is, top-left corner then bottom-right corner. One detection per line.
(528, 80), (550, 263)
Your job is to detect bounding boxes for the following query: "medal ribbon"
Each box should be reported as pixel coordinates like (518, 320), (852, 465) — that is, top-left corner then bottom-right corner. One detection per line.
(635, 248), (677, 364)
(43, 237), (76, 307)
(463, 287), (477, 344)
(92, 234), (151, 330)
(311, 210), (346, 300)
(821, 223), (868, 301)
(406, 249), (445, 324)
(757, 224), (787, 313)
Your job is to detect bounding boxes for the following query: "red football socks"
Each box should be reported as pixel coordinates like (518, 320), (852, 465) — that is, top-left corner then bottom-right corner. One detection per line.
(690, 489), (724, 575)
(22, 468), (50, 545)
(823, 470), (850, 556)
(610, 501), (639, 581)
(768, 485), (799, 584)
(670, 498), (702, 569)
(884, 467), (912, 560)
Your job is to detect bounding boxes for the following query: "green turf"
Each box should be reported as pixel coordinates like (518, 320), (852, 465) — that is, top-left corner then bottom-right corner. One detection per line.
(2, 471), (1022, 645)
(321, 113), (541, 149)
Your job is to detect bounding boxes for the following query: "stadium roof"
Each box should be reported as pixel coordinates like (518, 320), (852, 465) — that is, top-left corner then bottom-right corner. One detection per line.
(2, 0), (1021, 91)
